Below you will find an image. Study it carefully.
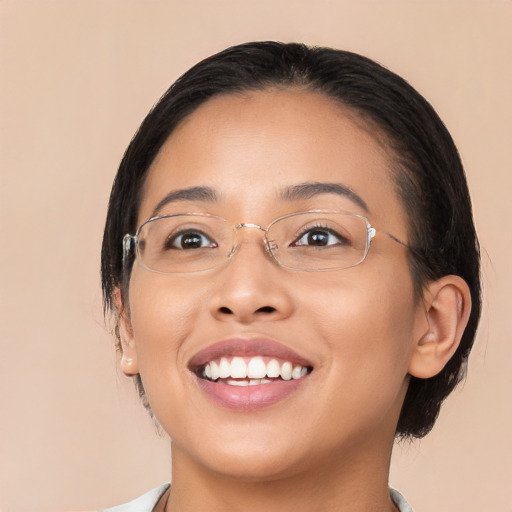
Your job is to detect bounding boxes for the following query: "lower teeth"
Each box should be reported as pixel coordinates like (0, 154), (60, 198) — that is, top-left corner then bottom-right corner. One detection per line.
(225, 378), (273, 386)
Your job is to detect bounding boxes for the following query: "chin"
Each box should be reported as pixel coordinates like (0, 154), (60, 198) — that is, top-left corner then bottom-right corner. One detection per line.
(208, 454), (305, 482)
(173, 433), (311, 482)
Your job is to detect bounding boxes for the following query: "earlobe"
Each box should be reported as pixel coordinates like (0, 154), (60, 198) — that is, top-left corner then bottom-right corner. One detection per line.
(408, 275), (471, 379)
(120, 353), (139, 376)
(114, 287), (140, 376)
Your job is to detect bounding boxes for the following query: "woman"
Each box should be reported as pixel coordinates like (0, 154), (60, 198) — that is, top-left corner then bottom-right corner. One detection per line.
(100, 42), (480, 511)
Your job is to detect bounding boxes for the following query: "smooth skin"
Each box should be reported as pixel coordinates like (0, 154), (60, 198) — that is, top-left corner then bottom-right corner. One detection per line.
(117, 89), (471, 512)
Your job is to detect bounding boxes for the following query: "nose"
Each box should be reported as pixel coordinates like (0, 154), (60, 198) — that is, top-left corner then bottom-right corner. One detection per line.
(209, 225), (294, 324)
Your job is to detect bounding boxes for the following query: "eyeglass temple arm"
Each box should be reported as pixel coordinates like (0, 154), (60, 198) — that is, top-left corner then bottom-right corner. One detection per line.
(368, 225), (410, 250)
(384, 231), (411, 250)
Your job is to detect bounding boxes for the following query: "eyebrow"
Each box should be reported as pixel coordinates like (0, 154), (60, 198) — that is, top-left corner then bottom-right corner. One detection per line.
(281, 182), (369, 212)
(151, 181), (368, 218)
(151, 186), (218, 217)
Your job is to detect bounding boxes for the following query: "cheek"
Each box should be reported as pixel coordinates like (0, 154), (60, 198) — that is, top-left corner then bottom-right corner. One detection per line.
(126, 271), (214, 437)
(127, 271), (209, 371)
(305, 261), (418, 378)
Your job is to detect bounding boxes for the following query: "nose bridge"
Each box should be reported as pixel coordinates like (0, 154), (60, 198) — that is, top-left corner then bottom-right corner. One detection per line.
(210, 221), (293, 323)
(232, 222), (269, 255)
(234, 222), (265, 233)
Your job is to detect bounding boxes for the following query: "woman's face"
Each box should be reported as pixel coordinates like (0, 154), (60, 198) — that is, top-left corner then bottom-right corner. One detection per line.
(122, 89), (426, 480)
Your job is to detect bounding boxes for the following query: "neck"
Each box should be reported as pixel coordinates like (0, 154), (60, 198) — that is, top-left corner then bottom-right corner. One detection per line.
(165, 436), (398, 512)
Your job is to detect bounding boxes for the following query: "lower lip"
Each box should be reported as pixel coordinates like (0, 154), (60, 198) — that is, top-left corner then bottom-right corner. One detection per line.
(194, 375), (307, 410)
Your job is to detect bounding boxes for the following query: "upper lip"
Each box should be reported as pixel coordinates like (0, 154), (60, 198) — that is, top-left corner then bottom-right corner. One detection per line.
(188, 336), (313, 370)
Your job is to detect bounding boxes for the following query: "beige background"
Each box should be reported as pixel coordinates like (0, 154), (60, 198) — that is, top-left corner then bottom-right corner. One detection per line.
(1, 1), (511, 511)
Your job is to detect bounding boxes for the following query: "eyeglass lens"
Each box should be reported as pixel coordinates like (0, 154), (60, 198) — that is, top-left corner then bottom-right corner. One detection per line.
(136, 213), (370, 273)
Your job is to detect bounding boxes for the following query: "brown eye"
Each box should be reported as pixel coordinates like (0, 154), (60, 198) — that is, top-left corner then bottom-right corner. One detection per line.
(166, 230), (217, 250)
(292, 227), (349, 247)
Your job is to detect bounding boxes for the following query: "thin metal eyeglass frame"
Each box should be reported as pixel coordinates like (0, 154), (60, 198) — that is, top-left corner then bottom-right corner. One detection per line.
(122, 210), (410, 274)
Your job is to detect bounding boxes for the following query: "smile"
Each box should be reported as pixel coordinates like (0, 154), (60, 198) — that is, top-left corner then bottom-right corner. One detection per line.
(189, 338), (314, 409)
(200, 356), (311, 385)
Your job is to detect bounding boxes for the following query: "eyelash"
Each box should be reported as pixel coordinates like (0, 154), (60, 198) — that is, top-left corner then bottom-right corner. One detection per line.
(291, 224), (350, 247)
(165, 229), (216, 250)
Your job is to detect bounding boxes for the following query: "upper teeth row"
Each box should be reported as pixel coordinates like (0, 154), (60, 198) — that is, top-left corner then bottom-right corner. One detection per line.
(203, 356), (308, 381)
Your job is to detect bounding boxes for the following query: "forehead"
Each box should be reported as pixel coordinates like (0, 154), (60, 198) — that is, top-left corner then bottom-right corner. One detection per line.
(139, 89), (405, 231)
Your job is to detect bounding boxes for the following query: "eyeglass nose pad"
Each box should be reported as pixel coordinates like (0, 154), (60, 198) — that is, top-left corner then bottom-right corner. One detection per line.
(368, 227), (376, 244)
(266, 240), (278, 253)
(231, 223), (274, 260)
(122, 234), (135, 263)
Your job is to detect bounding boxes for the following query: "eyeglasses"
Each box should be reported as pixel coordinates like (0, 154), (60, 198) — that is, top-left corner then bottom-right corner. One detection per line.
(122, 210), (408, 274)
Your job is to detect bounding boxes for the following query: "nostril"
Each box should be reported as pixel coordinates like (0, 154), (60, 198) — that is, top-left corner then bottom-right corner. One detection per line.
(256, 306), (276, 314)
(219, 307), (233, 314)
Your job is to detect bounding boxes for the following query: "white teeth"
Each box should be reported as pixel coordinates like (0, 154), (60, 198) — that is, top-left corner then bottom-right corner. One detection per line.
(227, 378), (273, 387)
(247, 357), (267, 379)
(227, 379), (249, 386)
(292, 365), (303, 380)
(219, 357), (231, 378)
(210, 360), (220, 380)
(266, 359), (281, 378)
(230, 357), (247, 378)
(280, 361), (293, 381)
(202, 356), (310, 382)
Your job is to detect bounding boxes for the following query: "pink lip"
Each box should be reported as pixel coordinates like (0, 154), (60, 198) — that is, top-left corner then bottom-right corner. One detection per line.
(188, 337), (313, 411)
(195, 377), (307, 410)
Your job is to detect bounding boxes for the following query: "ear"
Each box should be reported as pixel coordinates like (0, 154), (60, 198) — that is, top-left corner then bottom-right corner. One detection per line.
(114, 287), (139, 376)
(408, 275), (472, 379)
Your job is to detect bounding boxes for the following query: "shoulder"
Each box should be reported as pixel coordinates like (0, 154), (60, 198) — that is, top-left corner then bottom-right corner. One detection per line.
(97, 484), (170, 512)
(390, 488), (414, 512)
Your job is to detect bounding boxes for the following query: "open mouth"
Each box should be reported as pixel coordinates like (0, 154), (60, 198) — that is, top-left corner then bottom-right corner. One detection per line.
(193, 355), (313, 386)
